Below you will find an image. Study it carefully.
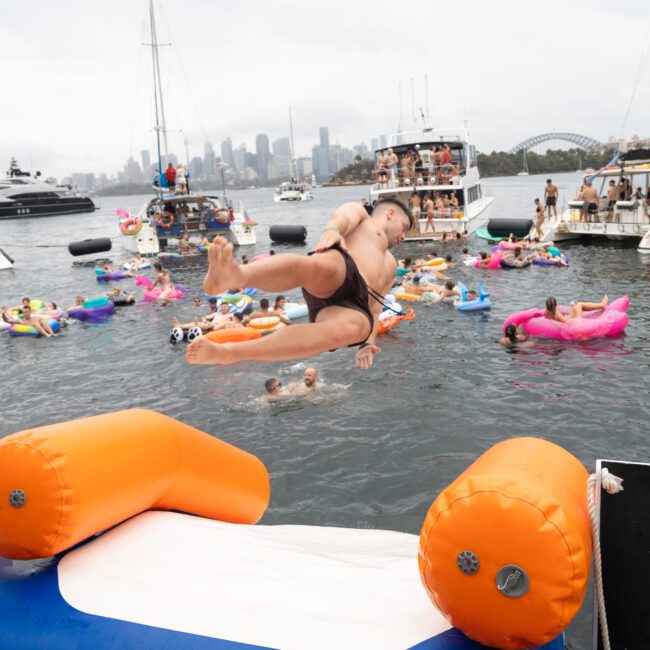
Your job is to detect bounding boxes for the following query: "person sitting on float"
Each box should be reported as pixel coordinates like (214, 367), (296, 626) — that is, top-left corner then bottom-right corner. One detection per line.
(242, 298), (291, 326)
(123, 252), (149, 270)
(478, 252), (493, 268)
(439, 280), (461, 301)
(67, 295), (86, 312)
(107, 287), (136, 305)
(543, 295), (608, 322)
(1, 305), (55, 337)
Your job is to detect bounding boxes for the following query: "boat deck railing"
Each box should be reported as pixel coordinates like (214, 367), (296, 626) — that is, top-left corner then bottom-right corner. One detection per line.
(371, 169), (463, 193)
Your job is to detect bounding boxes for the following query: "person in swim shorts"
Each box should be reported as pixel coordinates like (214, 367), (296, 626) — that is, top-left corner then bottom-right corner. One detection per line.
(186, 199), (413, 370)
(544, 179), (559, 220)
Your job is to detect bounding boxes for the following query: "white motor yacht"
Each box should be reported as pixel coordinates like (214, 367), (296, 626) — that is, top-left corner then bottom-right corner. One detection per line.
(534, 149), (650, 247)
(274, 181), (313, 202)
(0, 158), (98, 220)
(369, 127), (494, 241)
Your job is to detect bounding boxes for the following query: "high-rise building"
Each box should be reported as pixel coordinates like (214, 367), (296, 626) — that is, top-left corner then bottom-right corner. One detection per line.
(255, 133), (271, 180)
(189, 156), (203, 179)
(379, 134), (388, 149)
(319, 127), (330, 149)
(329, 144), (341, 174)
(203, 141), (216, 178)
(221, 137), (234, 169)
(272, 137), (291, 158)
(141, 150), (151, 174)
(296, 157), (313, 178)
(370, 138), (378, 152)
(313, 127), (331, 179)
(232, 143), (246, 173)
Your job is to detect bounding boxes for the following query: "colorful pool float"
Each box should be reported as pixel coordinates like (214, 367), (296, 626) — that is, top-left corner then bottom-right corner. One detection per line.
(68, 296), (116, 322)
(7, 319), (61, 337)
(455, 282), (492, 311)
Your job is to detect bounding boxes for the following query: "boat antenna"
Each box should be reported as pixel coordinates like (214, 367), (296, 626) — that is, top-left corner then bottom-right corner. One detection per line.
(398, 82), (403, 132)
(289, 105), (297, 181)
(148, 0), (169, 186)
(410, 77), (416, 129)
(424, 74), (430, 126)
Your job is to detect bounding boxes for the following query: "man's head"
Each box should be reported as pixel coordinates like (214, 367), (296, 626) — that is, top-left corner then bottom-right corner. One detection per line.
(444, 280), (454, 291)
(21, 306), (31, 317)
(219, 302), (230, 314)
(546, 179), (552, 185)
(514, 246), (522, 257)
(21, 297), (30, 307)
(154, 262), (163, 272)
(304, 367), (318, 387)
(265, 378), (282, 395)
(412, 276), (420, 285)
(609, 180), (616, 186)
(372, 198), (413, 246)
(260, 298), (269, 310)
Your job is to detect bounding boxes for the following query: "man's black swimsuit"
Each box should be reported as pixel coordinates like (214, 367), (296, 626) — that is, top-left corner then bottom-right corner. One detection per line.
(301, 243), (375, 347)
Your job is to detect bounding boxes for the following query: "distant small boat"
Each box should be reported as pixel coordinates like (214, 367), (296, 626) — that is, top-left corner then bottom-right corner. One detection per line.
(517, 149), (529, 176)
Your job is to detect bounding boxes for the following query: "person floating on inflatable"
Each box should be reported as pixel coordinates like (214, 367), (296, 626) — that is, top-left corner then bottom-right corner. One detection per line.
(186, 200), (413, 370)
(544, 295), (608, 321)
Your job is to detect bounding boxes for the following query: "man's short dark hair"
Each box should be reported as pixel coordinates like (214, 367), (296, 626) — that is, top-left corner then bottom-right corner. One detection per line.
(260, 298), (269, 309)
(264, 378), (278, 393)
(546, 179), (552, 183)
(376, 198), (414, 228)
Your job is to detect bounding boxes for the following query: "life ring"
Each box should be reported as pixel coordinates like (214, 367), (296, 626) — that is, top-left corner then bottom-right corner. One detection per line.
(249, 316), (280, 330)
(119, 218), (143, 236)
(156, 211), (175, 229)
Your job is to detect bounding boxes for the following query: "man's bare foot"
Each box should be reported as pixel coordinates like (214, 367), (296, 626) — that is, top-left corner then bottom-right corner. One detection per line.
(186, 336), (237, 365)
(204, 237), (246, 296)
(602, 295), (609, 307)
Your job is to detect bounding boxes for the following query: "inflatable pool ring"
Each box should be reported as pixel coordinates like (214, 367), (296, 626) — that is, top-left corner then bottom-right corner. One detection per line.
(121, 261), (152, 271)
(0, 321), (10, 332)
(68, 297), (116, 322)
(503, 296), (629, 340)
(423, 257), (447, 269)
(455, 282), (492, 312)
(378, 308), (415, 335)
(378, 296), (404, 323)
(463, 256), (479, 267)
(474, 249), (503, 270)
(119, 218), (143, 236)
(143, 286), (185, 301)
(284, 302), (308, 320)
(419, 437), (591, 648)
(547, 245), (561, 257)
(215, 295), (253, 315)
(249, 316), (281, 330)
(10, 299), (47, 315)
(96, 269), (132, 282)
(155, 211), (174, 229)
(532, 253), (569, 267)
(251, 253), (270, 263)
(8, 319), (61, 337)
(393, 292), (422, 302)
(500, 256), (531, 269)
(205, 327), (262, 343)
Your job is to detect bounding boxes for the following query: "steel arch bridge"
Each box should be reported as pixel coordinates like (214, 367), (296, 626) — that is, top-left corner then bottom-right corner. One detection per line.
(508, 132), (601, 154)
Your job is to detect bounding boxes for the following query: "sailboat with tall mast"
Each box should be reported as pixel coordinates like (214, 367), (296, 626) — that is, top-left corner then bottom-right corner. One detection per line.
(517, 149), (529, 176)
(274, 106), (313, 202)
(119, 0), (255, 255)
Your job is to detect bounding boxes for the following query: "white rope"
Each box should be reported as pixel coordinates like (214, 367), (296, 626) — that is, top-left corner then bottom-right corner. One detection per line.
(587, 468), (624, 650)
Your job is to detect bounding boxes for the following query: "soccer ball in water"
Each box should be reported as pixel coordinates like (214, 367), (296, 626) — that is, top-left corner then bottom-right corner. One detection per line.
(187, 326), (203, 342)
(170, 327), (185, 343)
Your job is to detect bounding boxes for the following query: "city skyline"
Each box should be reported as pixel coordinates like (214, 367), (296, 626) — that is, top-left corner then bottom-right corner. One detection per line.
(2, 1), (648, 181)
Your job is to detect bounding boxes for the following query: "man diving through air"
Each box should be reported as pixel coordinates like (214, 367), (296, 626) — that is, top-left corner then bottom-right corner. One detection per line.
(186, 200), (413, 370)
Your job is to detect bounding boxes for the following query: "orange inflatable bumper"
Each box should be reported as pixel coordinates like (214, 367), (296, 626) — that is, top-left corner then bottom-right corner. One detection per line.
(0, 409), (270, 560)
(418, 437), (591, 649)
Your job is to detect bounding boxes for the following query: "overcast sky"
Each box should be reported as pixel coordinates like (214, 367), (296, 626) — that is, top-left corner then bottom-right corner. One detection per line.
(1, 0), (648, 178)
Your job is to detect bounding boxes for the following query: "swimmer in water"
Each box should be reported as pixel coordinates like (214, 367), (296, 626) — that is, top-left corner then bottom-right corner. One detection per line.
(499, 323), (528, 346)
(263, 377), (287, 401)
(286, 367), (321, 396)
(187, 200), (413, 370)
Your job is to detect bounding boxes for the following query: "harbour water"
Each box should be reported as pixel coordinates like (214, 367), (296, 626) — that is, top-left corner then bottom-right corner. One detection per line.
(1, 171), (649, 649)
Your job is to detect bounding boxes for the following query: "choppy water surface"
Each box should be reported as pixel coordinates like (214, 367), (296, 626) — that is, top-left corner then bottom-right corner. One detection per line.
(1, 172), (649, 648)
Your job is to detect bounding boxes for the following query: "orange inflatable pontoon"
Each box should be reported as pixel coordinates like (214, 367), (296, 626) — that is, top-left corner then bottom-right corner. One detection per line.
(418, 437), (592, 649)
(0, 409), (270, 560)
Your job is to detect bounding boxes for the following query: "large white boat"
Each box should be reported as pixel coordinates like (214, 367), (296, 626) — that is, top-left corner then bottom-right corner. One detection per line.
(0, 158), (98, 220)
(369, 127), (494, 241)
(118, 1), (256, 256)
(535, 149), (650, 249)
(274, 181), (313, 202)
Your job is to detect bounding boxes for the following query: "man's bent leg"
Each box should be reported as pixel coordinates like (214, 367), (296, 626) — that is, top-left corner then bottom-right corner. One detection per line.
(187, 307), (369, 365)
(204, 237), (346, 299)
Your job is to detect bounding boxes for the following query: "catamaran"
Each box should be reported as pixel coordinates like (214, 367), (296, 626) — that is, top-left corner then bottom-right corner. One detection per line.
(118, 0), (256, 256)
(369, 126), (493, 241)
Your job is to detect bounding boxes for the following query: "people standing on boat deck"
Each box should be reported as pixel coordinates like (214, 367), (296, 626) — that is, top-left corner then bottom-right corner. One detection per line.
(165, 163), (176, 193)
(534, 198), (545, 238)
(409, 192), (421, 223)
(579, 181), (599, 222)
(439, 145), (452, 183)
(544, 179), (559, 220)
(186, 199), (413, 370)
(176, 165), (188, 195)
(607, 180), (618, 214)
(423, 194), (435, 232)
(386, 148), (399, 182)
(400, 152), (413, 186)
(375, 151), (388, 187)
(634, 187), (644, 200)
(151, 262), (175, 301)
